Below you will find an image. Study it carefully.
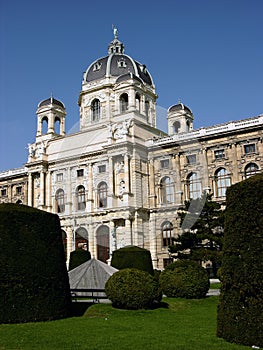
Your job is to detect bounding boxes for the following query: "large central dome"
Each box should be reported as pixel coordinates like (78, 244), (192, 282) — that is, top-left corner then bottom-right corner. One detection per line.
(83, 30), (154, 87)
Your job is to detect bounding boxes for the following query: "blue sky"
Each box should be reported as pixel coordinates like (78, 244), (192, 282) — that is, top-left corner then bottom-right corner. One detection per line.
(0, 0), (262, 171)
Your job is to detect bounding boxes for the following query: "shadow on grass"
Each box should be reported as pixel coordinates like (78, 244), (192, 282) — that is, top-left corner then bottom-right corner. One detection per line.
(70, 302), (95, 317)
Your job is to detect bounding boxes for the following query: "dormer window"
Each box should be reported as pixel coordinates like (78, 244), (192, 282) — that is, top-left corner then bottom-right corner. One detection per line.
(117, 59), (127, 68)
(93, 62), (102, 71)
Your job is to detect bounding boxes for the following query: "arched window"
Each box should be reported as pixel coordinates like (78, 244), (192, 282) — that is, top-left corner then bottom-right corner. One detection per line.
(173, 121), (180, 133)
(162, 221), (173, 247)
(76, 185), (86, 210)
(215, 168), (231, 197)
(75, 227), (88, 250)
(91, 99), (100, 121)
(98, 182), (107, 208)
(41, 117), (48, 135)
(145, 100), (150, 117)
(54, 117), (61, 134)
(245, 163), (259, 178)
(187, 172), (201, 199)
(160, 176), (174, 204)
(135, 93), (141, 112)
(120, 93), (128, 112)
(96, 225), (110, 263)
(55, 189), (65, 213)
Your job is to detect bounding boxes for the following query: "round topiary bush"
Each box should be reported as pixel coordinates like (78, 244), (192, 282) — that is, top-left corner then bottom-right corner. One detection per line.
(111, 246), (154, 275)
(68, 249), (91, 271)
(105, 268), (161, 309)
(159, 260), (210, 299)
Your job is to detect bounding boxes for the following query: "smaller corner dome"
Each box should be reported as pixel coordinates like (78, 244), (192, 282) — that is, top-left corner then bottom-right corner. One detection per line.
(38, 96), (65, 109)
(168, 102), (192, 114)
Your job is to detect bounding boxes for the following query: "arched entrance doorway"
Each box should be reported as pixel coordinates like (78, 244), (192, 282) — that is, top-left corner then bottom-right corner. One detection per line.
(96, 225), (110, 263)
(75, 227), (89, 250)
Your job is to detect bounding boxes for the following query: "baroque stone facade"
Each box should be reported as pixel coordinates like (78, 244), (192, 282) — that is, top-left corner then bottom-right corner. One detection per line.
(1, 31), (262, 269)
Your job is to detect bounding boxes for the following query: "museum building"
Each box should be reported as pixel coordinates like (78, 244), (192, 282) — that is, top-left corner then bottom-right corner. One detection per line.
(0, 31), (262, 269)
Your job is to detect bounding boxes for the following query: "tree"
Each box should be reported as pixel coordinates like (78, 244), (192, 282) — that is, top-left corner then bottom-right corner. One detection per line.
(169, 193), (224, 277)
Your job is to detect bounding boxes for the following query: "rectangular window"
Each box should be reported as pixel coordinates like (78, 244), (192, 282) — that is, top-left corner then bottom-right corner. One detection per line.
(77, 169), (84, 177)
(244, 144), (256, 155)
(186, 154), (196, 164)
(56, 173), (63, 182)
(16, 186), (22, 195)
(214, 149), (225, 160)
(160, 159), (169, 169)
(98, 165), (106, 173)
(1, 189), (7, 197)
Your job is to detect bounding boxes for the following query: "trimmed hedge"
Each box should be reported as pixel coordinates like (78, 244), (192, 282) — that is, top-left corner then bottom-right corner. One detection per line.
(111, 245), (154, 275)
(68, 249), (91, 271)
(105, 268), (161, 309)
(217, 174), (263, 347)
(159, 260), (210, 299)
(0, 203), (71, 324)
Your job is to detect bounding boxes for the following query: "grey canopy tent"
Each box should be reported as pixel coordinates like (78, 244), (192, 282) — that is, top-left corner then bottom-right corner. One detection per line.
(68, 258), (118, 298)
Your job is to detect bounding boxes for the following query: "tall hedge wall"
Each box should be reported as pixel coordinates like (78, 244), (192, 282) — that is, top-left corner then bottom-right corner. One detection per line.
(0, 203), (72, 324)
(111, 246), (154, 275)
(217, 174), (263, 347)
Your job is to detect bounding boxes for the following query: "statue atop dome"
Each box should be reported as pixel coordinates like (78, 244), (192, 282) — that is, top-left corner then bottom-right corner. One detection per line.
(112, 24), (118, 39)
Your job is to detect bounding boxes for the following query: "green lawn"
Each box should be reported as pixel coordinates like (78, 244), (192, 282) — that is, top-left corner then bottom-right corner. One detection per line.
(0, 297), (249, 350)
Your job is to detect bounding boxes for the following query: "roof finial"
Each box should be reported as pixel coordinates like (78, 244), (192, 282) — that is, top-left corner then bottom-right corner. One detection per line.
(112, 24), (118, 39)
(51, 92), (53, 103)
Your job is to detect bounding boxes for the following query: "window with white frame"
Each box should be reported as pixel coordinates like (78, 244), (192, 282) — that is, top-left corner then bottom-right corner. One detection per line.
(186, 154), (197, 165)
(76, 185), (86, 210)
(187, 172), (201, 199)
(214, 149), (225, 160)
(244, 144), (256, 155)
(120, 93), (128, 112)
(160, 176), (174, 204)
(98, 182), (107, 208)
(98, 165), (106, 173)
(245, 163), (259, 178)
(160, 159), (169, 169)
(91, 99), (100, 121)
(162, 221), (173, 247)
(56, 173), (63, 182)
(55, 189), (65, 213)
(215, 168), (231, 197)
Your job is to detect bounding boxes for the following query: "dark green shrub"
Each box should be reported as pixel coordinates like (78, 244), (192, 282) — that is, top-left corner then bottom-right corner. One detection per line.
(111, 245), (154, 275)
(105, 268), (161, 309)
(68, 249), (91, 271)
(217, 174), (263, 347)
(0, 203), (71, 324)
(159, 260), (210, 299)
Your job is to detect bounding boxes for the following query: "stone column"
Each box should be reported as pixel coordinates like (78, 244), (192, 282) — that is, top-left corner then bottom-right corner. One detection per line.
(66, 226), (74, 263)
(46, 171), (52, 212)
(109, 220), (116, 258)
(108, 157), (114, 207)
(39, 170), (45, 208)
(148, 158), (156, 207)
(125, 218), (133, 246)
(149, 210), (158, 269)
(230, 143), (239, 184)
(28, 173), (33, 207)
(87, 163), (93, 211)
